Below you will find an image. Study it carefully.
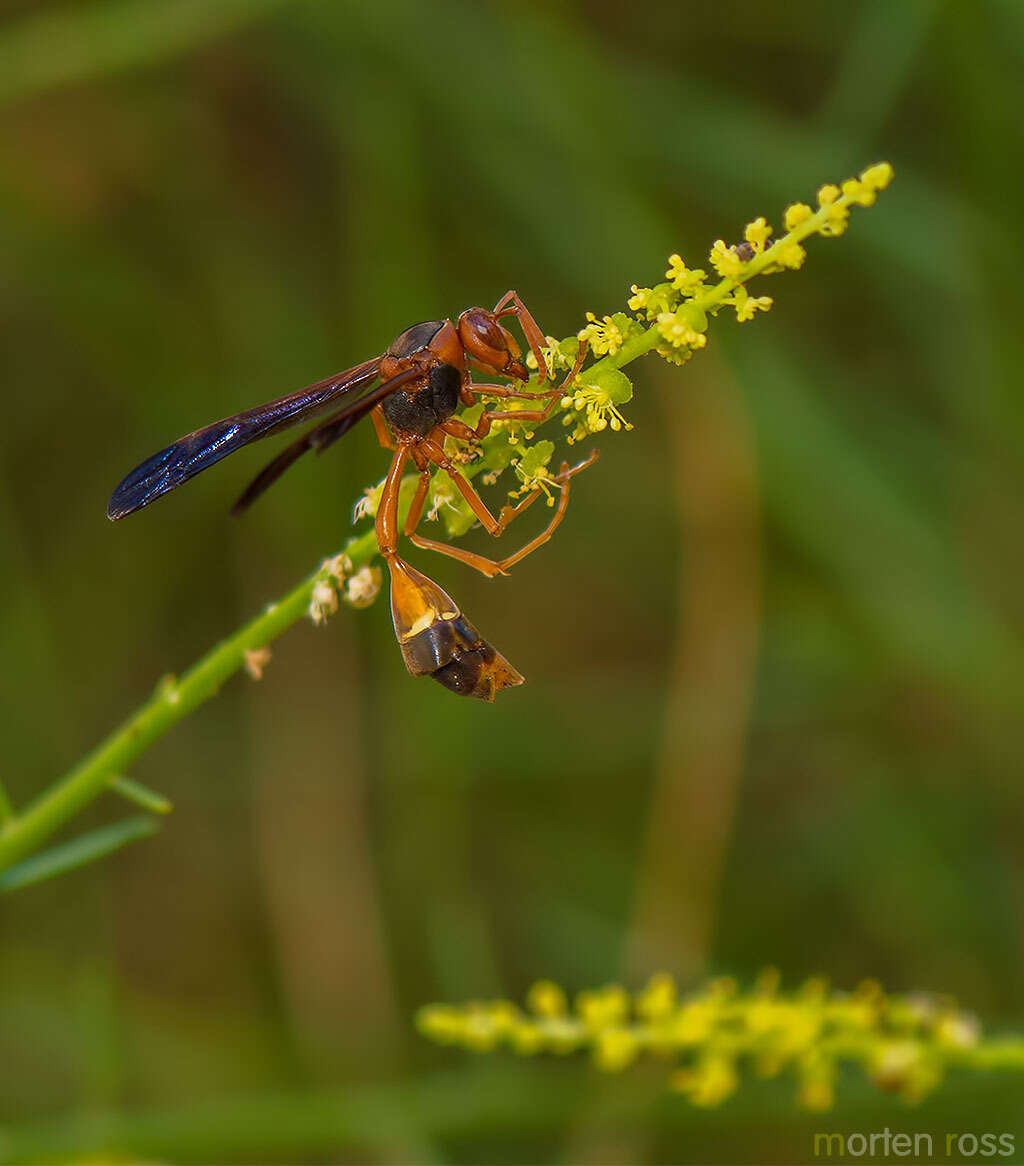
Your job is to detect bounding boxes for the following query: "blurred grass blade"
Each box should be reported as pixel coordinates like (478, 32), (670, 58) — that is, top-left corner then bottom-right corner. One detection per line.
(0, 775), (13, 825)
(0, 0), (290, 110)
(0, 815), (159, 892)
(109, 775), (173, 815)
(817, 0), (938, 154)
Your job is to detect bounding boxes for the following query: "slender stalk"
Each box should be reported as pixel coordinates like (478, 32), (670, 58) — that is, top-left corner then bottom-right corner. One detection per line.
(0, 527), (378, 873)
(109, 775), (174, 815)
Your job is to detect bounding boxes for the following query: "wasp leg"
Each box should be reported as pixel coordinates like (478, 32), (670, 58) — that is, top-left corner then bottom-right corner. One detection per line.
(371, 405), (396, 450)
(374, 442), (413, 556)
(402, 446), (434, 538)
(405, 450), (599, 579)
(464, 339), (587, 438)
(492, 289), (552, 383)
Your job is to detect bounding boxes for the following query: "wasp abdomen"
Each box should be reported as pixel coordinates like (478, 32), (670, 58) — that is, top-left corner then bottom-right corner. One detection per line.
(387, 556), (524, 701)
(401, 614), (523, 700)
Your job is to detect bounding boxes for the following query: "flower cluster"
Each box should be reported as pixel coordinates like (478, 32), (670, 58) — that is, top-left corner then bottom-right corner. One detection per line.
(347, 165), (894, 567)
(417, 967), (1022, 1110)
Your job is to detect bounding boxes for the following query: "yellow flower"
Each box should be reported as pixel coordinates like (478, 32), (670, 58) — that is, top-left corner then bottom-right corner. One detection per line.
(627, 284), (652, 312)
(743, 216), (773, 253)
(657, 308), (707, 350)
(578, 311), (625, 356)
(528, 980), (568, 1017)
(655, 342), (694, 367)
(577, 984), (631, 1031)
(418, 956), (1011, 1113)
(817, 183), (841, 207)
(594, 1027), (640, 1072)
(783, 202), (813, 232)
(627, 283), (676, 319)
(561, 380), (633, 441)
(731, 286), (773, 322)
(774, 240), (807, 270)
(860, 161), (894, 190)
(672, 1053), (739, 1107)
(665, 253), (707, 293)
(637, 973), (677, 1021)
(819, 200), (851, 236)
(709, 238), (745, 279)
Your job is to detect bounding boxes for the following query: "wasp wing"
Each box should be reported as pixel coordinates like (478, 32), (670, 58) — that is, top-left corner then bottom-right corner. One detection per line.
(107, 358), (381, 520)
(230, 366), (421, 515)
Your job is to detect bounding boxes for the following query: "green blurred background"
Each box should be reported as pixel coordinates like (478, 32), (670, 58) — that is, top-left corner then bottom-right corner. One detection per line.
(1, 1), (1022, 1162)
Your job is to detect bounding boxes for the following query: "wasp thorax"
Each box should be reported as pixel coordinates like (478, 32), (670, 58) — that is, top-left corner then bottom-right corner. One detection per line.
(386, 556), (524, 701)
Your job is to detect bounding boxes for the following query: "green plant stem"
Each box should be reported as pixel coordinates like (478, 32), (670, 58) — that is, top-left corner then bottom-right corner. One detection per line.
(0, 527), (379, 874)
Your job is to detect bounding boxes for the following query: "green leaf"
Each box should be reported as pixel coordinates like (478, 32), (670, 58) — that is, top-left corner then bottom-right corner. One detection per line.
(0, 816), (160, 892)
(580, 365), (634, 405)
(515, 440), (555, 482)
(0, 0), (290, 110)
(109, 775), (173, 815)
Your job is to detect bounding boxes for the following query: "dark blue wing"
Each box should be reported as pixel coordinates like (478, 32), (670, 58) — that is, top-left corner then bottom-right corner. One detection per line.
(107, 358), (380, 520)
(230, 366), (422, 515)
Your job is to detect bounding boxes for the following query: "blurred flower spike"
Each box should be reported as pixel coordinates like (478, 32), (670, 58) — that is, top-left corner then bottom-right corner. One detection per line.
(417, 967), (1024, 1110)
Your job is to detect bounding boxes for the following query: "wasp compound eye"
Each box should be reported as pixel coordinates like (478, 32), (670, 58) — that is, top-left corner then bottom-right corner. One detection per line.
(457, 308), (527, 379)
(387, 556), (524, 700)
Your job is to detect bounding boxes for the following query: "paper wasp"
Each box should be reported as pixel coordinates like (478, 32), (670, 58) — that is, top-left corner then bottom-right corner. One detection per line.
(108, 291), (595, 699)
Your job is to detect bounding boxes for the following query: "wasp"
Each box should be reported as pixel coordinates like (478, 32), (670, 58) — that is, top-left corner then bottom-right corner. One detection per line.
(108, 291), (595, 699)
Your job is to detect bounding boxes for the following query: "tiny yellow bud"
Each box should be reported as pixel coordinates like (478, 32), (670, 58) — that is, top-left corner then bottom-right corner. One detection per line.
(709, 238), (745, 279)
(743, 216), (773, 252)
(527, 980), (568, 1018)
(860, 161), (894, 190)
(775, 241), (806, 270)
(783, 202), (813, 232)
(594, 1027), (639, 1072)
